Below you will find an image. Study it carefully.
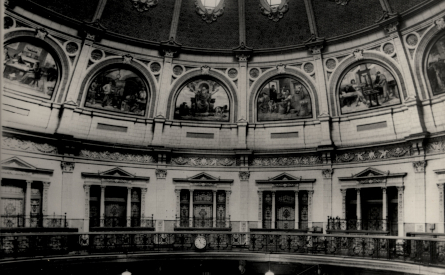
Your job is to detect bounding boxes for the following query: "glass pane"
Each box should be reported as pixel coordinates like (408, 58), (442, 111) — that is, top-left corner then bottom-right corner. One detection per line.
(202, 0), (221, 8)
(268, 0), (281, 6)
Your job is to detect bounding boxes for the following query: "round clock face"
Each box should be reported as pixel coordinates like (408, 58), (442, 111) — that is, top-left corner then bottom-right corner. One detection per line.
(194, 236), (207, 249)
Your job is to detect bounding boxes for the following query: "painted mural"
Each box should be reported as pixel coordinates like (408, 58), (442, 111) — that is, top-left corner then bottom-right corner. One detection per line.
(3, 42), (58, 98)
(257, 76), (312, 121)
(85, 68), (149, 116)
(426, 35), (445, 96)
(174, 79), (230, 122)
(339, 63), (401, 114)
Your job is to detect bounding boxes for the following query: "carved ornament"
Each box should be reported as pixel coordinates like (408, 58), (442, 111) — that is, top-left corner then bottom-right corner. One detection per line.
(2, 137), (58, 154)
(251, 156), (321, 166)
(80, 150), (156, 163)
(131, 0), (158, 12)
(353, 49), (364, 61)
(232, 42), (253, 62)
(427, 137), (445, 153)
(171, 157), (235, 167)
(122, 54), (133, 64)
(160, 37), (182, 58)
(35, 28), (48, 40)
(239, 171), (250, 181)
(195, 0), (225, 24)
(273, 183), (295, 187)
(156, 169), (167, 179)
(61, 162), (75, 173)
(335, 145), (411, 163)
(259, 0), (289, 22)
(413, 160), (427, 173)
(322, 169), (333, 179)
(436, 18), (445, 30)
(276, 64), (286, 74)
(201, 65), (211, 75)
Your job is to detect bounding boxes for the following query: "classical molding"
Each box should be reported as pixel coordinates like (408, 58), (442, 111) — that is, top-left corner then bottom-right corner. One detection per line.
(412, 160), (427, 173)
(338, 167), (406, 189)
(335, 144), (411, 163)
(155, 169), (167, 179)
(259, 0), (289, 22)
(251, 155), (322, 166)
(171, 156), (235, 167)
(195, 0), (225, 23)
(61, 162), (75, 173)
(80, 149), (156, 163)
(131, 0), (158, 12)
(82, 167), (150, 184)
(239, 171), (250, 181)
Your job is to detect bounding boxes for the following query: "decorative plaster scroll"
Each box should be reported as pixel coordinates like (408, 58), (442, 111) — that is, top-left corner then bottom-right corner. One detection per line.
(35, 28), (48, 40)
(122, 54), (133, 64)
(2, 137), (58, 154)
(353, 49), (364, 61)
(335, 145), (411, 163)
(61, 162), (75, 173)
(195, 0), (225, 23)
(251, 155), (322, 166)
(322, 169), (333, 179)
(131, 0), (158, 12)
(79, 150), (156, 163)
(259, 0), (289, 22)
(171, 157), (235, 167)
(156, 169), (167, 179)
(239, 171), (250, 181)
(329, 0), (350, 5)
(435, 18), (445, 30)
(413, 160), (427, 173)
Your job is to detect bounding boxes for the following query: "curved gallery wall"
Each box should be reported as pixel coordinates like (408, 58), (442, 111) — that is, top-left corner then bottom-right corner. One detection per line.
(1, 0), (445, 239)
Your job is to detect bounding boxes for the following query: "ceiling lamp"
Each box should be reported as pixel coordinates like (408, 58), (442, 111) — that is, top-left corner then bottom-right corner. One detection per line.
(122, 270), (132, 275)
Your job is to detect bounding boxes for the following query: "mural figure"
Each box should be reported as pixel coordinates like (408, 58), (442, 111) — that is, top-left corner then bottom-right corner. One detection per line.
(427, 35), (445, 96)
(174, 79), (230, 121)
(85, 68), (149, 116)
(257, 76), (312, 121)
(338, 63), (401, 114)
(3, 42), (58, 98)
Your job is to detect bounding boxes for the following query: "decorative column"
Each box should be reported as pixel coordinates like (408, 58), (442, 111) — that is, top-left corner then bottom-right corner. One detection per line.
(189, 190), (194, 227)
(141, 188), (147, 226)
(127, 187), (132, 227)
(42, 182), (50, 216)
(294, 190), (299, 229)
(24, 180), (32, 227)
(213, 191), (217, 227)
(340, 189), (347, 219)
(61, 161), (75, 219)
(239, 171), (250, 232)
(100, 186), (105, 227)
(308, 190), (314, 229)
(271, 191), (276, 229)
(356, 188), (361, 230)
(413, 160), (427, 232)
(83, 185), (90, 232)
(322, 169), (333, 232)
(225, 190), (231, 228)
(397, 186), (405, 237)
(175, 189), (181, 227)
(438, 183), (444, 233)
(258, 191), (263, 229)
(382, 187), (388, 231)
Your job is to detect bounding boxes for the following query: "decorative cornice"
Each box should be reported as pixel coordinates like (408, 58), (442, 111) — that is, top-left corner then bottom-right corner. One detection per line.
(195, 0), (225, 24)
(232, 42), (253, 62)
(131, 0), (158, 13)
(259, 0), (289, 22)
(304, 35), (325, 55)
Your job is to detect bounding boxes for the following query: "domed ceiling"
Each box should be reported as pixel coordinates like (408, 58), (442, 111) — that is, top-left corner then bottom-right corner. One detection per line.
(26, 0), (428, 50)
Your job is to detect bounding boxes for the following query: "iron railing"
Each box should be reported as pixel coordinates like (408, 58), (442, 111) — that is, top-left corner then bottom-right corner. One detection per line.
(327, 216), (395, 232)
(1, 232), (445, 268)
(262, 220), (308, 230)
(175, 216), (231, 228)
(89, 215), (154, 228)
(1, 214), (68, 228)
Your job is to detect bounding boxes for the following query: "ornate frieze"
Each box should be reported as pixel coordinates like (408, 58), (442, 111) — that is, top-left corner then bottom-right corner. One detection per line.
(413, 160), (427, 173)
(273, 183), (295, 187)
(334, 145), (411, 163)
(171, 157), (235, 166)
(195, 0), (225, 23)
(358, 178), (385, 184)
(259, 0), (289, 22)
(156, 169), (167, 179)
(251, 155), (322, 166)
(61, 162), (75, 173)
(239, 171), (250, 181)
(2, 137), (58, 154)
(80, 150), (156, 163)
(102, 179), (131, 183)
(131, 0), (158, 12)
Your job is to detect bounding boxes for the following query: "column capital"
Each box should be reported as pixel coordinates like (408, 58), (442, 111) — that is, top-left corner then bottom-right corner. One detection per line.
(127, 186), (132, 190)
(83, 184), (90, 190)
(308, 190), (314, 195)
(381, 187), (387, 192)
(213, 190), (217, 194)
(322, 169), (333, 179)
(26, 180), (33, 184)
(257, 190), (263, 195)
(141, 188), (148, 193)
(61, 161), (75, 173)
(225, 190), (232, 195)
(413, 160), (427, 173)
(239, 171), (250, 181)
(271, 190), (276, 195)
(43, 182), (51, 188)
(100, 185), (106, 190)
(155, 169), (167, 179)
(438, 183), (445, 189)
(340, 189), (347, 195)
(175, 189), (181, 194)
(294, 190), (299, 194)
(356, 188), (361, 192)
(397, 186), (405, 192)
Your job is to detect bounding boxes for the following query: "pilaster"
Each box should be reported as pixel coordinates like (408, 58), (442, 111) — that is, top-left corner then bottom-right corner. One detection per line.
(83, 185), (90, 232)
(308, 190), (314, 229)
(322, 169), (333, 232)
(61, 161), (75, 218)
(413, 160), (427, 232)
(42, 182), (50, 216)
(397, 186), (404, 237)
(258, 190), (263, 229)
(24, 180), (32, 227)
(340, 189), (347, 219)
(438, 183), (444, 233)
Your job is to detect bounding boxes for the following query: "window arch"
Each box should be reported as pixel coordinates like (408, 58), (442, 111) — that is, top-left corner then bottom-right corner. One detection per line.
(173, 76), (231, 122)
(255, 75), (313, 122)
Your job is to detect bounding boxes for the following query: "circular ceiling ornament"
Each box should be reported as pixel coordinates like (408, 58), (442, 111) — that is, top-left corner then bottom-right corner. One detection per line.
(326, 59), (337, 71)
(65, 42), (79, 55)
(228, 68), (238, 79)
(90, 49), (104, 62)
(382, 42), (395, 56)
(173, 65), (184, 76)
(150, 62), (162, 73)
(303, 62), (314, 74)
(250, 68), (260, 79)
(405, 33), (419, 48)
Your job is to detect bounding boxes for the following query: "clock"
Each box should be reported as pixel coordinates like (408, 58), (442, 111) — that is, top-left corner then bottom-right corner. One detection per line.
(194, 236), (207, 250)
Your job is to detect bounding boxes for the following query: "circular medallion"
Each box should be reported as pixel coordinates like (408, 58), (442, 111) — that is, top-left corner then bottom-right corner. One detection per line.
(303, 63), (314, 74)
(150, 62), (161, 73)
(326, 59), (336, 70)
(228, 68), (238, 78)
(406, 34), (418, 47)
(173, 65), (183, 76)
(91, 49), (103, 61)
(383, 43), (395, 55)
(249, 68), (260, 78)
(66, 42), (79, 54)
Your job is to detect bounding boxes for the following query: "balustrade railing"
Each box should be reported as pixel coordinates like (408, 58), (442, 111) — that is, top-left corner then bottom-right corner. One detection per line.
(262, 220), (307, 230)
(1, 232), (444, 268)
(1, 214), (67, 228)
(327, 216), (394, 233)
(89, 216), (154, 228)
(175, 216), (230, 228)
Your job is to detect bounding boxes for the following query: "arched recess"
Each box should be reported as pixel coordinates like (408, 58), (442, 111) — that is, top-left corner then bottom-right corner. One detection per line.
(413, 24), (445, 100)
(248, 67), (319, 122)
(4, 29), (71, 103)
(77, 58), (157, 118)
(328, 52), (407, 117)
(167, 69), (239, 122)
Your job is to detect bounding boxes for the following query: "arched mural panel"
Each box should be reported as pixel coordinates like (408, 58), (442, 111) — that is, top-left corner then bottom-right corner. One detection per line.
(425, 33), (445, 96)
(338, 62), (402, 115)
(3, 39), (60, 100)
(256, 76), (313, 121)
(174, 77), (231, 122)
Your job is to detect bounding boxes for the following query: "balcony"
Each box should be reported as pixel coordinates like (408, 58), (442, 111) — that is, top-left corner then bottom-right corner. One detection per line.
(175, 216), (231, 230)
(326, 216), (398, 235)
(1, 214), (68, 228)
(89, 215), (154, 231)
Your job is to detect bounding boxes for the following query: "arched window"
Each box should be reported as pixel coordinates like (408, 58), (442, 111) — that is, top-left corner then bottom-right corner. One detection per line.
(425, 33), (445, 96)
(3, 40), (59, 100)
(84, 66), (150, 116)
(256, 76), (313, 121)
(174, 77), (230, 122)
(337, 62), (401, 115)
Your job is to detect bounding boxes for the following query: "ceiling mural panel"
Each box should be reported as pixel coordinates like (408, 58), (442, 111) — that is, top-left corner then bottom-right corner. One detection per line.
(426, 34), (445, 96)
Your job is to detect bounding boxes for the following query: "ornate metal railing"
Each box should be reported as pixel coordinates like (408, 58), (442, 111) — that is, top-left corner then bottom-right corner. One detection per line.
(327, 217), (393, 232)
(175, 216), (230, 228)
(262, 220), (308, 230)
(1, 232), (445, 268)
(89, 216), (154, 228)
(1, 214), (67, 228)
